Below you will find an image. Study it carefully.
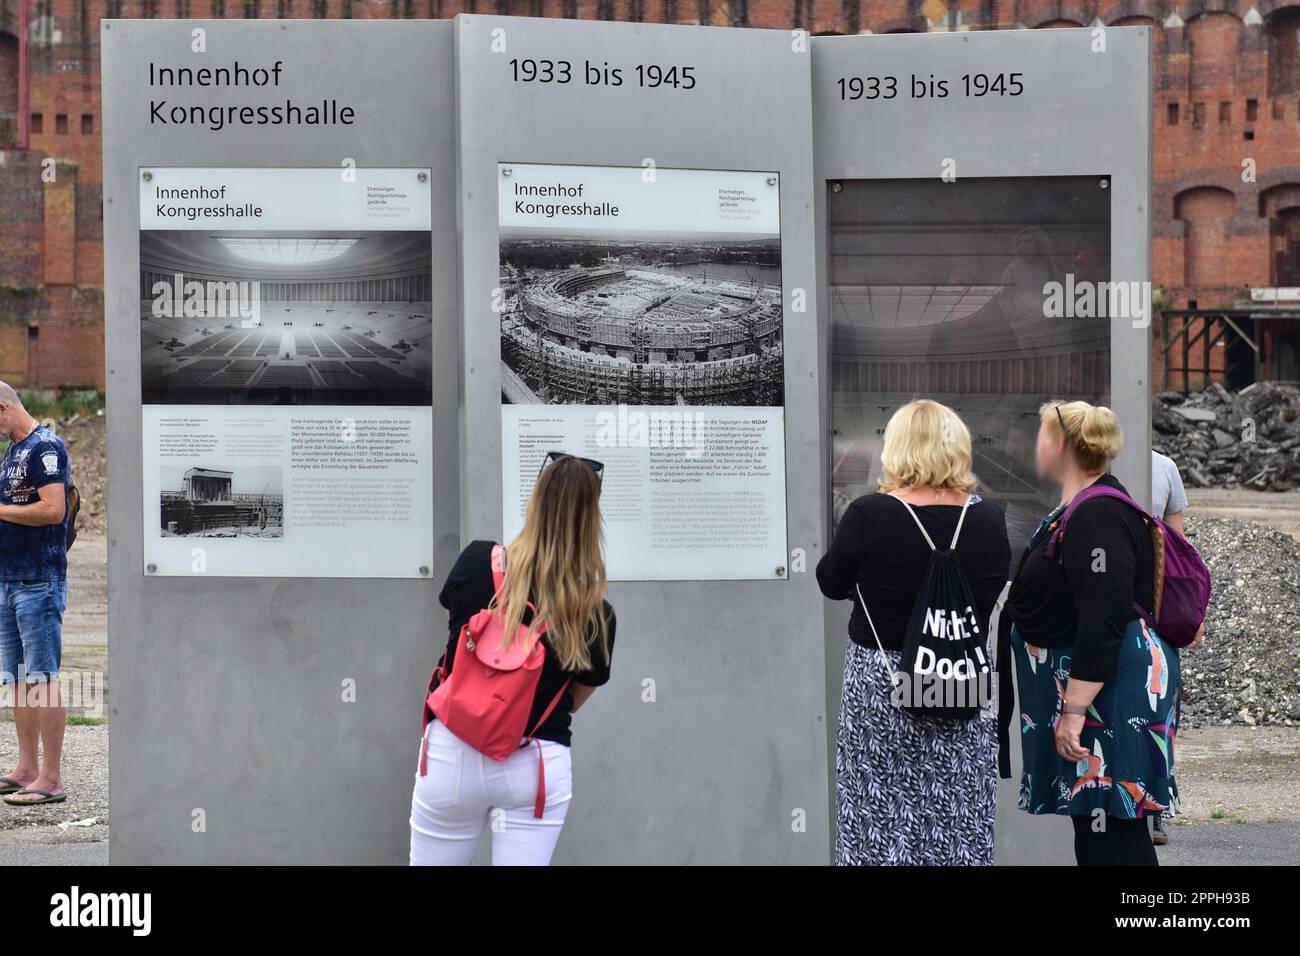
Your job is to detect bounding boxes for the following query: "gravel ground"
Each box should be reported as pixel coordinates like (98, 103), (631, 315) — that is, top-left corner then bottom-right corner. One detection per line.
(0, 532), (109, 856)
(0, 723), (108, 849)
(1180, 516), (1300, 728)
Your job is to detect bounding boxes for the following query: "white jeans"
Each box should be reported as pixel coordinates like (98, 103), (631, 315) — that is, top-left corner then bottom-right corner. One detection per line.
(409, 720), (573, 866)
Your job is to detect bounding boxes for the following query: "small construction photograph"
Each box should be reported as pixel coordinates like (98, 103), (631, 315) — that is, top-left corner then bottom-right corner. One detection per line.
(158, 462), (284, 539)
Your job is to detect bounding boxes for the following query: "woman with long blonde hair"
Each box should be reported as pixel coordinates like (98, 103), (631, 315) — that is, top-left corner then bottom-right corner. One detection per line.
(817, 400), (1010, 865)
(409, 453), (615, 866)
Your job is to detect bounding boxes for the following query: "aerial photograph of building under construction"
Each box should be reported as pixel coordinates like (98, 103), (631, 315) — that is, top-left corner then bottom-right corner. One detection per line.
(499, 228), (784, 407)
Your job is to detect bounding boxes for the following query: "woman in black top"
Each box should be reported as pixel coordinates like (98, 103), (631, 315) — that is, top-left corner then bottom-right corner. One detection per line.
(409, 454), (615, 866)
(818, 400), (1010, 866)
(1007, 401), (1181, 867)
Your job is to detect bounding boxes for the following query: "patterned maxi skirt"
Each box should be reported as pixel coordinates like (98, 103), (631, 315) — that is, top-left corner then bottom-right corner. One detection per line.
(835, 640), (998, 866)
(1013, 617), (1181, 819)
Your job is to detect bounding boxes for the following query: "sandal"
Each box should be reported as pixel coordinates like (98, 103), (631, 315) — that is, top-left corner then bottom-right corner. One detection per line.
(0, 777), (26, 795)
(3, 788), (67, 805)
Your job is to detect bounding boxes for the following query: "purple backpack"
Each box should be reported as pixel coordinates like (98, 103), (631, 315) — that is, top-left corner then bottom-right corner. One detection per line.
(1045, 485), (1211, 649)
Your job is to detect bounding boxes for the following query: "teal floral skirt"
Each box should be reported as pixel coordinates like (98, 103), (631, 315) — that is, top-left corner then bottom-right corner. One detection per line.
(1012, 618), (1181, 819)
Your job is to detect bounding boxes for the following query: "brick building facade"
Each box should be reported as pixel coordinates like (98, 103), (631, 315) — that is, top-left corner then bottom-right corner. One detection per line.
(2, 1), (1299, 390)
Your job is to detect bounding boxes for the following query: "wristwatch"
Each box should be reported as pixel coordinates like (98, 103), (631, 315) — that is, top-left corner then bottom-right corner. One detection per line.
(1061, 703), (1088, 716)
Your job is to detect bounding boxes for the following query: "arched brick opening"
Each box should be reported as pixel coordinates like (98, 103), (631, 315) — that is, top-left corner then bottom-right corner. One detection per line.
(1100, 1), (1162, 25)
(0, 19), (23, 148)
(1175, 185), (1238, 287)
(1260, 183), (1300, 284)
(1187, 12), (1245, 93)
(1266, 5), (1300, 96)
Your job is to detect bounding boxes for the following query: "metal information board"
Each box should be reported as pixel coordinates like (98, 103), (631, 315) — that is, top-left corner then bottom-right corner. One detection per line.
(811, 26), (1153, 865)
(100, 17), (1152, 865)
(456, 15), (828, 864)
(102, 19), (460, 863)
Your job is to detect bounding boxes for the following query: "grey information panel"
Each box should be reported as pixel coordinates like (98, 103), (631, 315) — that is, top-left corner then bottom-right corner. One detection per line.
(99, 18), (1153, 866)
(812, 28), (1153, 865)
(456, 16), (828, 864)
(102, 20), (460, 863)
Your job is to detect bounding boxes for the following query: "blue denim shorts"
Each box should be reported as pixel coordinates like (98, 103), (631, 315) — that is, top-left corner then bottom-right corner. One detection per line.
(0, 580), (68, 684)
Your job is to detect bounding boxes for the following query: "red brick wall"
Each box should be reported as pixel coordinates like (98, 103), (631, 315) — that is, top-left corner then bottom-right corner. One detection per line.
(2, 1), (1300, 391)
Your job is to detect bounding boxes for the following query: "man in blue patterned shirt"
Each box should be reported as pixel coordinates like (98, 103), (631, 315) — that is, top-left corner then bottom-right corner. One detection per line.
(0, 382), (71, 806)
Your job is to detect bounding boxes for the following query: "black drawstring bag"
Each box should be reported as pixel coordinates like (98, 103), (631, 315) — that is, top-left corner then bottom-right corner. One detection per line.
(855, 494), (991, 721)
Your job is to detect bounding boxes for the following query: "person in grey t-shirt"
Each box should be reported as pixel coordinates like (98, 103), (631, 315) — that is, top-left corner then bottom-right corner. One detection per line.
(1151, 450), (1189, 534)
(1150, 450), (1192, 847)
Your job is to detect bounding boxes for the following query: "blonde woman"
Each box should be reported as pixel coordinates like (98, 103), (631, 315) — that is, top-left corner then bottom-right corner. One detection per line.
(817, 400), (1010, 865)
(1006, 402), (1179, 866)
(410, 453), (614, 866)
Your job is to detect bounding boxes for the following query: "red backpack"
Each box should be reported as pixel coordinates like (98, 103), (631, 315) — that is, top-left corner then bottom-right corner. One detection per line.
(420, 544), (570, 818)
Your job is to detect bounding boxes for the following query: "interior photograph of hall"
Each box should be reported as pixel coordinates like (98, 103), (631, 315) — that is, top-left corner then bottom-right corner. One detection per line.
(138, 231), (433, 406)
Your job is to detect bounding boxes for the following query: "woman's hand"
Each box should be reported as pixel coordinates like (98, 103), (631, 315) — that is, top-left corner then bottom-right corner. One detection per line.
(1055, 712), (1090, 762)
(1188, 624), (1205, 650)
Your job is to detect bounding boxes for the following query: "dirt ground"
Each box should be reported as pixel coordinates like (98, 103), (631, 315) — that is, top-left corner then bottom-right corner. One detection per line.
(1187, 487), (1300, 541)
(1173, 725), (1300, 824)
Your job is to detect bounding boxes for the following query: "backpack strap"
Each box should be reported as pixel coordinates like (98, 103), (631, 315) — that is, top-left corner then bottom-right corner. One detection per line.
(889, 495), (937, 551)
(991, 580), (1015, 780)
(948, 494), (974, 549)
(889, 492), (974, 551)
(490, 543), (506, 594)
(1045, 484), (1149, 559)
(524, 676), (573, 818)
(489, 544), (548, 638)
(855, 583), (900, 688)
(1044, 483), (1161, 625)
(418, 648), (451, 776)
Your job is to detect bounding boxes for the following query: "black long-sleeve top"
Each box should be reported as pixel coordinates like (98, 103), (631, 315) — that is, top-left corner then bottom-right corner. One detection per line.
(1006, 475), (1155, 683)
(816, 494), (1012, 652)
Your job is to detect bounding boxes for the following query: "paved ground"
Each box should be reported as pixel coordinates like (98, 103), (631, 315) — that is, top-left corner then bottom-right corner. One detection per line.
(2, 842), (109, 866)
(1160, 821), (1300, 866)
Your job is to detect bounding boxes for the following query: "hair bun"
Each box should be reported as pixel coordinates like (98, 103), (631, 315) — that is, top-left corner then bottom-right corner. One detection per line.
(1079, 405), (1123, 464)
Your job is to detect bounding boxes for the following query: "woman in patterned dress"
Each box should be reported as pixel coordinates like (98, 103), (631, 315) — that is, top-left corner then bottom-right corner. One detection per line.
(817, 400), (1011, 865)
(1007, 401), (1180, 866)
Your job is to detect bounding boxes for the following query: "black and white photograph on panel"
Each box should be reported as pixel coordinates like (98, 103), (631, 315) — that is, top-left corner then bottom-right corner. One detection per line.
(496, 163), (789, 581)
(498, 172), (783, 408)
(159, 462), (284, 539)
(827, 176), (1113, 556)
(140, 230), (433, 406)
